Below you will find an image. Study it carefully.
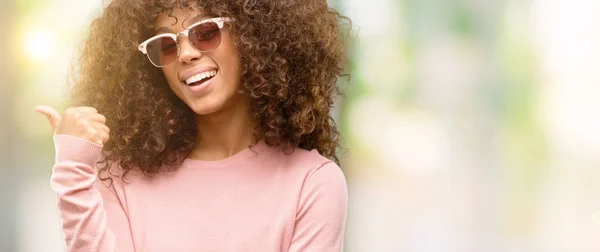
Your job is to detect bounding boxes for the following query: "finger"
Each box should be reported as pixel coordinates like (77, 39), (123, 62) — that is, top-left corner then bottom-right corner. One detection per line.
(84, 129), (106, 145)
(33, 105), (62, 131)
(90, 122), (110, 135)
(73, 106), (98, 114)
(91, 136), (104, 146)
(86, 113), (107, 124)
(97, 131), (110, 145)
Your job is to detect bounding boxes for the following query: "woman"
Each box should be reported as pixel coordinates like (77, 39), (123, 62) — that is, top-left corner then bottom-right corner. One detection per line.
(35, 0), (350, 251)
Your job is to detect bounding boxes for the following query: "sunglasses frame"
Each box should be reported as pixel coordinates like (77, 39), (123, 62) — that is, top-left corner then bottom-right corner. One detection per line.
(138, 17), (233, 67)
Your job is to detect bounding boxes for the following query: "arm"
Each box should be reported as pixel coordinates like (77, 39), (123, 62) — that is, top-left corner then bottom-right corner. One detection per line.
(288, 161), (348, 252)
(51, 134), (135, 252)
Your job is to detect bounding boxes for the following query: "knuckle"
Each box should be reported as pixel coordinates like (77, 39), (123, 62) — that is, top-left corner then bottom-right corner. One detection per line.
(67, 110), (81, 119)
(75, 119), (88, 127)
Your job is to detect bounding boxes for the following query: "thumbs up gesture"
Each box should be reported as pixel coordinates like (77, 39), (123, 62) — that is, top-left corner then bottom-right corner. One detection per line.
(33, 106), (110, 145)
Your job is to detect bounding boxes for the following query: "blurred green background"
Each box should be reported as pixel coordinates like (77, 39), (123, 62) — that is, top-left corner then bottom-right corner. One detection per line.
(2, 0), (600, 251)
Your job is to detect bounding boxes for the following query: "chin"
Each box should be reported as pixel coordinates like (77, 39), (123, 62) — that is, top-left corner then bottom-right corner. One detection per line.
(187, 101), (221, 115)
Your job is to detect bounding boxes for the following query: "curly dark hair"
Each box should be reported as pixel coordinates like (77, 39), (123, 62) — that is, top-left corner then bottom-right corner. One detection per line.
(70, 0), (351, 178)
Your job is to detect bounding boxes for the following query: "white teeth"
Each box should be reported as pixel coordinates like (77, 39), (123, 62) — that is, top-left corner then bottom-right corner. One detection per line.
(184, 70), (217, 85)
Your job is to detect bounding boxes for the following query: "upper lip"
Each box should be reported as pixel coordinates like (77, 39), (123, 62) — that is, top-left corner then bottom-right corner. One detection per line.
(180, 66), (219, 82)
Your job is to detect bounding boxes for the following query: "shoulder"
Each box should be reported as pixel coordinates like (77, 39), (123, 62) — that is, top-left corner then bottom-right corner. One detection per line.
(282, 147), (332, 169)
(262, 143), (346, 187)
(281, 148), (348, 223)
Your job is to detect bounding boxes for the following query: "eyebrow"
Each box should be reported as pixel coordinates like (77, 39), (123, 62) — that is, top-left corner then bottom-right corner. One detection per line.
(155, 14), (212, 34)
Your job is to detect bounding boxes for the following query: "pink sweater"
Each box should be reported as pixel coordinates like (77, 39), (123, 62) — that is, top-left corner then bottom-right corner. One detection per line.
(51, 134), (347, 252)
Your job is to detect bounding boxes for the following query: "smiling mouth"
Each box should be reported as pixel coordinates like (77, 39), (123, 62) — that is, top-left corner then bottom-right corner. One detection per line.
(184, 70), (218, 86)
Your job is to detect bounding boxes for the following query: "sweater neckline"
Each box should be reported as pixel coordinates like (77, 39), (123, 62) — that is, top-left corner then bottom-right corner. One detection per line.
(181, 140), (269, 169)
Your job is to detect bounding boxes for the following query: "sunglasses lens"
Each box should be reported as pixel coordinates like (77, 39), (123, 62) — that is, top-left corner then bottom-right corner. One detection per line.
(189, 21), (221, 52)
(146, 36), (178, 66)
(142, 20), (225, 67)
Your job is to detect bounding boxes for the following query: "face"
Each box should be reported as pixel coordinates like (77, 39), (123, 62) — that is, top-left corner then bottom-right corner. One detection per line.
(154, 8), (243, 115)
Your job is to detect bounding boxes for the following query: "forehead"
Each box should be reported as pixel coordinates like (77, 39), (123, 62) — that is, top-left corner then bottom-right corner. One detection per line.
(154, 7), (207, 30)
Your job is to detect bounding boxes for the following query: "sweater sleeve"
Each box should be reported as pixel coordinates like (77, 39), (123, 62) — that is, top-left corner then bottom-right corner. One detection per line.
(288, 161), (348, 252)
(51, 134), (135, 252)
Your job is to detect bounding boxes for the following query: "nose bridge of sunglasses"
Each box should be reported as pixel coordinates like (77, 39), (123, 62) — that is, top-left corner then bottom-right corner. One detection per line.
(177, 36), (203, 57)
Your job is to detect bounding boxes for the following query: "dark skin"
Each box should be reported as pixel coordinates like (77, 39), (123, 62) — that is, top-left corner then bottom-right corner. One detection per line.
(156, 8), (256, 160)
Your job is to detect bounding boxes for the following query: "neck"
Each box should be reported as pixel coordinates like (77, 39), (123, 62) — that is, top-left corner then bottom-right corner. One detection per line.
(189, 96), (255, 161)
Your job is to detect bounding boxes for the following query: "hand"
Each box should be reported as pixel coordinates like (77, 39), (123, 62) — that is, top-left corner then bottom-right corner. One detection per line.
(34, 105), (110, 145)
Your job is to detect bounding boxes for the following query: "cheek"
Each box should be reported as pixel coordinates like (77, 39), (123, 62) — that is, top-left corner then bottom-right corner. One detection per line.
(162, 67), (183, 94)
(162, 66), (177, 82)
(218, 47), (242, 85)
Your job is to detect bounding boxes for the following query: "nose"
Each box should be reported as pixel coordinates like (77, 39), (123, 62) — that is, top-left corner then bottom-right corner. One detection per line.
(177, 36), (202, 64)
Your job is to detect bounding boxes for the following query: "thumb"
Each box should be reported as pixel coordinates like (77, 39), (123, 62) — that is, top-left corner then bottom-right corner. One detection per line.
(33, 105), (62, 131)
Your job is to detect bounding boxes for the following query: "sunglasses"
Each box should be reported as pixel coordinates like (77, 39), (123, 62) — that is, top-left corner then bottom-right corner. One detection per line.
(138, 17), (233, 67)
